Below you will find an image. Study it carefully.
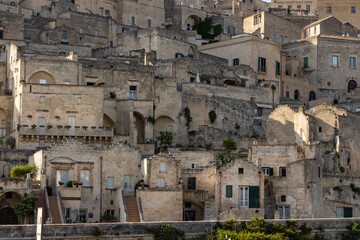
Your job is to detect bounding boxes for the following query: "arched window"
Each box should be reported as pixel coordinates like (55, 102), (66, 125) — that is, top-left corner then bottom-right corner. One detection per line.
(348, 80), (357, 93)
(294, 89), (300, 100)
(309, 91), (316, 101)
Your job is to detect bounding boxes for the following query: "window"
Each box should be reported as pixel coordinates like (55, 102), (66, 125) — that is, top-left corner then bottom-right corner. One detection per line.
(262, 167), (273, 176)
(306, 5), (311, 12)
(39, 139), (45, 145)
(62, 31), (67, 39)
(336, 207), (353, 218)
(318, 166), (321, 178)
(187, 23), (191, 31)
(271, 34), (276, 41)
(279, 167), (286, 177)
(191, 163), (195, 169)
(233, 58), (239, 66)
(94, 30), (99, 36)
(318, 127), (322, 132)
(157, 178), (165, 187)
(257, 107), (263, 117)
(79, 28), (83, 34)
(77, 97), (82, 104)
(297, 5), (301, 9)
(258, 57), (266, 72)
(281, 195), (286, 202)
(304, 57), (308, 68)
(57, 170), (69, 186)
(0, 128), (5, 137)
(0, 30), (3, 39)
(276, 61), (280, 76)
(64, 81), (70, 85)
(327, 7), (332, 14)
(105, 9), (110, 16)
(38, 117), (46, 126)
(68, 117), (76, 127)
(99, 7), (103, 15)
(80, 170), (90, 186)
(5, 192), (12, 199)
(160, 162), (167, 173)
(129, 86), (137, 100)
(279, 35), (284, 44)
(39, 79), (47, 84)
(351, 6), (356, 13)
(131, 16), (135, 25)
(327, 82), (331, 87)
(106, 210), (115, 217)
(345, 31), (350, 36)
(238, 168), (244, 174)
(189, 4), (194, 8)
(239, 186), (249, 208)
(190, 77), (195, 83)
(107, 177), (114, 189)
(288, 5), (292, 9)
(253, 15), (261, 25)
(350, 57), (356, 68)
(40, 96), (45, 103)
(332, 55), (338, 67)
(147, 19), (151, 28)
(226, 185), (233, 198)
(124, 176), (133, 189)
(188, 177), (196, 190)
(279, 206), (290, 219)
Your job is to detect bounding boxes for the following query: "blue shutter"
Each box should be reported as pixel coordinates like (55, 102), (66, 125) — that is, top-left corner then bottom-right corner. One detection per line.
(226, 185), (233, 198)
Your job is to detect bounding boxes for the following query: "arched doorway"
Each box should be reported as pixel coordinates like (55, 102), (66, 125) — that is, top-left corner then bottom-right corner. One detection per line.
(0, 108), (6, 137)
(0, 207), (18, 224)
(348, 80), (357, 93)
(294, 89), (300, 100)
(309, 91), (316, 101)
(133, 112), (145, 144)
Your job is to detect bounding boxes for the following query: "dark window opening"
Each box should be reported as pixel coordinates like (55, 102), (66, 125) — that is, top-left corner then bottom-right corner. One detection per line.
(238, 168), (244, 174)
(188, 177), (196, 190)
(281, 195), (286, 202)
(279, 167), (286, 177)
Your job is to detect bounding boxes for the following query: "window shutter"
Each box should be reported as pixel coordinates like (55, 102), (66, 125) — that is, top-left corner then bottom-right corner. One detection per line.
(264, 58), (266, 72)
(344, 207), (353, 218)
(304, 57), (308, 67)
(226, 185), (233, 198)
(270, 168), (274, 176)
(258, 57), (261, 71)
(249, 186), (259, 208)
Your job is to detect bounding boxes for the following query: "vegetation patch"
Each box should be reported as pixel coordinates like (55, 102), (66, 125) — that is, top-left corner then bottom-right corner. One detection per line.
(10, 164), (38, 179)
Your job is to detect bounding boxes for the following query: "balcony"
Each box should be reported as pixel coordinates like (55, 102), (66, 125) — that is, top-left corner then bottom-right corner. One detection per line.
(19, 125), (114, 138)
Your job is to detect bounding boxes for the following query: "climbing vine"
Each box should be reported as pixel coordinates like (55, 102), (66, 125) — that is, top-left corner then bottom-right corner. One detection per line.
(184, 107), (192, 128)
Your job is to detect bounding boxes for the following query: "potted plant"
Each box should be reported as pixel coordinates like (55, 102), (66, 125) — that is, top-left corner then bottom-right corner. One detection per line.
(82, 126), (88, 131)
(47, 124), (53, 130)
(58, 181), (64, 187)
(57, 125), (63, 129)
(31, 124), (37, 129)
(64, 125), (71, 130)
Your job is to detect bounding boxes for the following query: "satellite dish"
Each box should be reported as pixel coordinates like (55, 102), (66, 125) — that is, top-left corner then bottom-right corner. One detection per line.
(309, 108), (315, 114)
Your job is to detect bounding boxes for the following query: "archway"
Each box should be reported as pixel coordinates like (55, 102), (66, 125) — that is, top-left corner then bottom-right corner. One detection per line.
(29, 71), (56, 84)
(0, 191), (22, 224)
(154, 116), (175, 136)
(103, 114), (116, 133)
(0, 207), (18, 224)
(0, 108), (6, 137)
(309, 91), (316, 101)
(184, 15), (202, 31)
(188, 46), (196, 59)
(294, 89), (300, 100)
(133, 112), (145, 144)
(348, 80), (357, 93)
(183, 199), (204, 221)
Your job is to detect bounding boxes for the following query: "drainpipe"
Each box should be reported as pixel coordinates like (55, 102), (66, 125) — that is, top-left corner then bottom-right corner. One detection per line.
(100, 156), (103, 218)
(218, 171), (222, 215)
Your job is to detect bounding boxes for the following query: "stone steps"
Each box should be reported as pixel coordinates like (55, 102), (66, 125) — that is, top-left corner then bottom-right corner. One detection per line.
(125, 196), (141, 222)
(48, 196), (62, 224)
(35, 193), (48, 224)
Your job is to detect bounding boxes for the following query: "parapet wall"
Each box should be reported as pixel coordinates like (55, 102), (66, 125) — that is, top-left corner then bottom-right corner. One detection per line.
(0, 218), (359, 240)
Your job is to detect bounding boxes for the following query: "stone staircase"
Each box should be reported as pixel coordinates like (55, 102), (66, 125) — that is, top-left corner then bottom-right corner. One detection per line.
(125, 196), (141, 222)
(34, 192), (48, 224)
(264, 179), (274, 219)
(204, 198), (216, 220)
(48, 196), (62, 224)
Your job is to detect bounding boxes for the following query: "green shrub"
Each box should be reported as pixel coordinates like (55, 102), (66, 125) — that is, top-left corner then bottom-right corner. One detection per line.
(184, 107), (192, 128)
(222, 138), (237, 152)
(10, 164), (38, 179)
(147, 116), (156, 124)
(47, 124), (53, 130)
(109, 91), (116, 99)
(31, 124), (37, 129)
(146, 223), (184, 240)
(344, 222), (360, 240)
(93, 226), (103, 236)
(156, 131), (173, 149)
(66, 181), (74, 188)
(14, 196), (38, 217)
(205, 143), (212, 150)
(188, 130), (197, 136)
(333, 186), (342, 192)
(350, 184), (360, 194)
(100, 211), (115, 222)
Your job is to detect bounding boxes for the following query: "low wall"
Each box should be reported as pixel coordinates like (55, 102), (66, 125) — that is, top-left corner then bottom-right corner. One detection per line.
(0, 218), (359, 240)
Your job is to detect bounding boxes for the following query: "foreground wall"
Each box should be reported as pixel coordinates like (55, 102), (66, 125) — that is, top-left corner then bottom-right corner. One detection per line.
(0, 218), (360, 240)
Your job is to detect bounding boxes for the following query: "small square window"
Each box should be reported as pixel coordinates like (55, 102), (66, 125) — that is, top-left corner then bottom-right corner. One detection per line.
(351, 6), (356, 13)
(110, 200), (114, 205)
(94, 30), (99, 36)
(327, 82), (331, 87)
(327, 6), (332, 14)
(105, 9), (110, 16)
(64, 81), (70, 85)
(79, 28), (83, 34)
(281, 195), (286, 202)
(40, 96), (45, 103)
(39, 79), (47, 84)
(279, 167), (286, 177)
(238, 168), (244, 174)
(77, 97), (82, 104)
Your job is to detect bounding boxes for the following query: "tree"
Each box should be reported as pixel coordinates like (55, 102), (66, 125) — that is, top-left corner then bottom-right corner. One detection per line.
(10, 164), (38, 179)
(14, 196), (38, 224)
(222, 139), (237, 152)
(192, 18), (223, 40)
(156, 131), (174, 149)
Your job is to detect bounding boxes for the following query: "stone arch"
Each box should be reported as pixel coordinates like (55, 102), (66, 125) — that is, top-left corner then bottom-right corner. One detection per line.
(184, 15), (202, 31)
(294, 89), (300, 100)
(309, 91), (316, 101)
(183, 198), (204, 221)
(29, 71), (56, 84)
(154, 116), (175, 136)
(133, 111), (145, 144)
(0, 191), (22, 224)
(188, 46), (197, 59)
(348, 79), (357, 93)
(0, 108), (6, 137)
(103, 114), (115, 129)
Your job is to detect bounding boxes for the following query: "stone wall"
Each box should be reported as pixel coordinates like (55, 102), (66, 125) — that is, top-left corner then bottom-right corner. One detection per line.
(0, 218), (360, 239)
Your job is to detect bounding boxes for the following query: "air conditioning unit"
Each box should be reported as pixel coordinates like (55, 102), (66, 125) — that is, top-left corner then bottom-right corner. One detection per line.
(253, 141), (258, 146)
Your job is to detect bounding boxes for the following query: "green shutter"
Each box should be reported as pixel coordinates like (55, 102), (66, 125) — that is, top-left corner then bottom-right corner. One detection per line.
(258, 57), (261, 71)
(249, 186), (259, 208)
(226, 185), (233, 198)
(270, 168), (274, 176)
(264, 58), (266, 72)
(233, 58), (236, 66)
(276, 61), (280, 75)
(344, 207), (353, 218)
(304, 57), (308, 67)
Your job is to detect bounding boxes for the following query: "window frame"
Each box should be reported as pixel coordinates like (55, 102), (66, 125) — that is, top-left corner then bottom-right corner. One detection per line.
(332, 55), (339, 67)
(80, 169), (91, 187)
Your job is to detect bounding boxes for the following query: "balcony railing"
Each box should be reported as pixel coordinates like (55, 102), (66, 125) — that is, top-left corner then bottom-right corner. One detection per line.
(19, 125), (114, 137)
